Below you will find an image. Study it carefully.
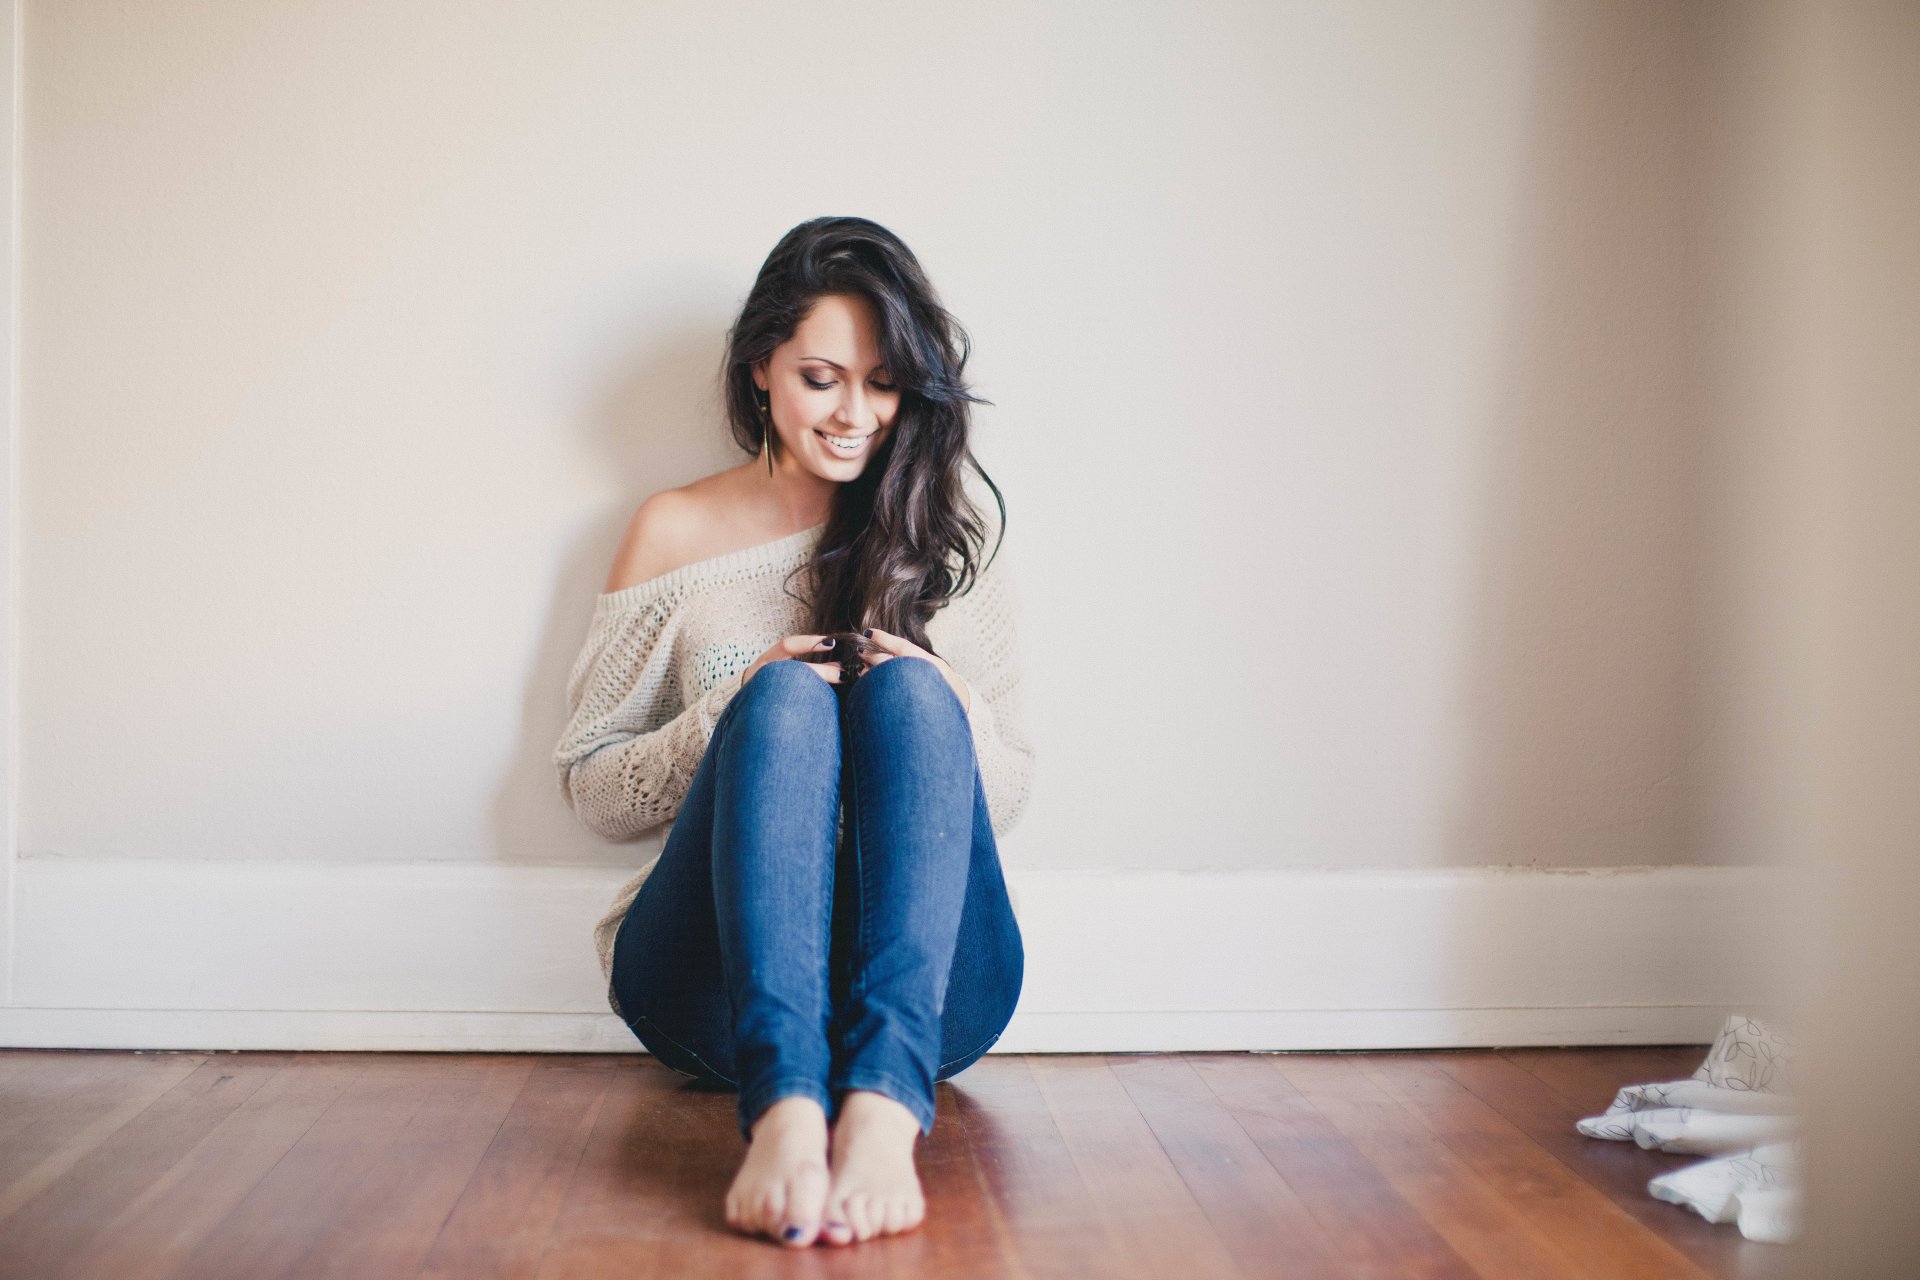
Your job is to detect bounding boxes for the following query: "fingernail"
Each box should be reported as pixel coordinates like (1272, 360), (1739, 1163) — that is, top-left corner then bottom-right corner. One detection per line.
(783, 1224), (803, 1241)
(862, 628), (873, 638)
(818, 638), (834, 648)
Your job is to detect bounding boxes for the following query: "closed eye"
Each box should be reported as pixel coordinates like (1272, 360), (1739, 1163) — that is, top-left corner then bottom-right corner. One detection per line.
(804, 375), (898, 393)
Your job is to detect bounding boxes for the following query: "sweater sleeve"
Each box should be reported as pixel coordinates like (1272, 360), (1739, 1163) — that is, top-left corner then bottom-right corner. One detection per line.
(552, 593), (743, 841)
(941, 547), (1036, 840)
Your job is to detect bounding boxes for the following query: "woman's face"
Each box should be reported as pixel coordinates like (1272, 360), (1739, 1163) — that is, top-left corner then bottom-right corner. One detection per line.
(752, 292), (901, 479)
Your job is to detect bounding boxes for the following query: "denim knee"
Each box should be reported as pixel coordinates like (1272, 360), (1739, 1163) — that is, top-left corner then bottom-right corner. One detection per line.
(744, 653), (841, 696)
(851, 652), (963, 714)
(730, 654), (840, 730)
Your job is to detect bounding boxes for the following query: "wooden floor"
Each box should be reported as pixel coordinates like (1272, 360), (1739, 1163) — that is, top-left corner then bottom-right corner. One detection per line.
(0, 1046), (1802, 1279)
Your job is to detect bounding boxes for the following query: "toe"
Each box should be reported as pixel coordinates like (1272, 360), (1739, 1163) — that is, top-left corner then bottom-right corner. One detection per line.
(780, 1165), (829, 1247)
(725, 1187), (753, 1236)
(791, 1174), (829, 1243)
(757, 1190), (785, 1241)
(846, 1194), (878, 1242)
(818, 1185), (853, 1246)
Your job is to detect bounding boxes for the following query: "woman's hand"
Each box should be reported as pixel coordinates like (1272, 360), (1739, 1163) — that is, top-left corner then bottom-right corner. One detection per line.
(859, 627), (971, 713)
(740, 634), (842, 688)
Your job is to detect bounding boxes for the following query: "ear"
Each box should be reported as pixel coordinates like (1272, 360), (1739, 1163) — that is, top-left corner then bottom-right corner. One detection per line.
(750, 359), (768, 392)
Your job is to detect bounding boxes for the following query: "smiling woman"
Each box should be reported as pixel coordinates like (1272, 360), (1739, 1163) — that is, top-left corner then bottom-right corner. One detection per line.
(554, 216), (1033, 1252)
(709, 218), (1010, 658)
(753, 294), (901, 471)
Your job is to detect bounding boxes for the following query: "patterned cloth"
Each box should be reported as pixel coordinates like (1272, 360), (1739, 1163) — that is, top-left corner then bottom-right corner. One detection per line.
(1577, 1014), (1801, 1243)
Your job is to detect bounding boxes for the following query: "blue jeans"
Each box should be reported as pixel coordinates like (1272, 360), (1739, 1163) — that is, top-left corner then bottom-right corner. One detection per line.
(608, 654), (1025, 1140)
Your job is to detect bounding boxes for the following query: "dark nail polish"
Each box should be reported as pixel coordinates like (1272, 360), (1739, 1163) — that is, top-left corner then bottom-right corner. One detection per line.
(783, 1224), (803, 1241)
(862, 627), (873, 638)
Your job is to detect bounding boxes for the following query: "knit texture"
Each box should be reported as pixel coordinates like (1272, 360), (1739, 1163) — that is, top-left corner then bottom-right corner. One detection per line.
(554, 518), (1035, 984)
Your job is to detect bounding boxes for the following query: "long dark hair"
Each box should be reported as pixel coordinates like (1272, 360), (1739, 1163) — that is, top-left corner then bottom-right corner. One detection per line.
(720, 216), (1006, 653)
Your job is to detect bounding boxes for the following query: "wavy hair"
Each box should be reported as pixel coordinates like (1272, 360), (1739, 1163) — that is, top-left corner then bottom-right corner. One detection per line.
(719, 216), (1006, 654)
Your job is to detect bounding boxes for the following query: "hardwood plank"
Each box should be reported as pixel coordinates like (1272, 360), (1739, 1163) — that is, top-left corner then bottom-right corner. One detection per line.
(531, 1058), (736, 1280)
(0, 1048), (1786, 1278)
(0, 1050), (196, 1155)
(1107, 1053), (1347, 1280)
(279, 1053), (537, 1279)
(0, 1052), (289, 1275)
(0, 1050), (209, 1221)
(1189, 1053), (1481, 1280)
(948, 1054), (1126, 1280)
(0, 1051), (58, 1088)
(167, 1053), (477, 1279)
(48, 1052), (377, 1280)
(0, 1051), (110, 1149)
(417, 1055), (618, 1280)
(1274, 1053), (1595, 1279)
(1356, 1053), (1715, 1279)
(1503, 1047), (1707, 1115)
(1029, 1054), (1244, 1280)
(1433, 1051), (1784, 1279)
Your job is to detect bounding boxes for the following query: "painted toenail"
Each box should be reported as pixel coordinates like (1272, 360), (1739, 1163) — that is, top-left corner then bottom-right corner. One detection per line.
(783, 1224), (803, 1241)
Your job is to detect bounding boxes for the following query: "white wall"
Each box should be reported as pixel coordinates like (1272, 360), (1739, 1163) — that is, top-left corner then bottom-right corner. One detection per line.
(18, 0), (1714, 878)
(2, 1), (1794, 1051)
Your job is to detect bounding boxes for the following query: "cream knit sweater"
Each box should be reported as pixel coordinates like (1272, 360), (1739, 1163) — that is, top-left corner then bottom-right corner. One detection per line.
(554, 519), (1035, 983)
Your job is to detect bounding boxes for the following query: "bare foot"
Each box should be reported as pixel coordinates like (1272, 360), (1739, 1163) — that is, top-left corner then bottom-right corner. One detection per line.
(724, 1096), (832, 1247)
(818, 1089), (926, 1244)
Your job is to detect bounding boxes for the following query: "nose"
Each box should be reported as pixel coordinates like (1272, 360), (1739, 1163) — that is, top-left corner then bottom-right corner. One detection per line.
(834, 382), (883, 432)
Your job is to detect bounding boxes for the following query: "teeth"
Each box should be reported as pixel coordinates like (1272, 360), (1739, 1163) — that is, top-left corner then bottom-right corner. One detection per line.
(819, 432), (870, 450)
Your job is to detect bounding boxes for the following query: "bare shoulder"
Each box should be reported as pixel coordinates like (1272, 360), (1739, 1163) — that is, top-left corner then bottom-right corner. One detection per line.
(601, 467), (781, 592)
(601, 488), (707, 593)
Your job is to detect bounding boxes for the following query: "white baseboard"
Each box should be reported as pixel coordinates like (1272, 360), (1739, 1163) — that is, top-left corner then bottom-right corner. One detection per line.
(0, 859), (1795, 1053)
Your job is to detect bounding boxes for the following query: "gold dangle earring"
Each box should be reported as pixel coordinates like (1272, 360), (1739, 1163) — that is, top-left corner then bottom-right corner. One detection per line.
(758, 388), (774, 475)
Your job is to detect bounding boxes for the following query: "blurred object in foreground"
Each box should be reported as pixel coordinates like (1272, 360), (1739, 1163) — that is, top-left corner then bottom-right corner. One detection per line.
(1721, 0), (1920, 1274)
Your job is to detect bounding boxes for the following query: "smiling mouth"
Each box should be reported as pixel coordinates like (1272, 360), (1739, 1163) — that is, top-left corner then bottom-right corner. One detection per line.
(815, 429), (874, 454)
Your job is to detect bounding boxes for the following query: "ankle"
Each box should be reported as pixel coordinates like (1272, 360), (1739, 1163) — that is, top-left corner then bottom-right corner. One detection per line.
(750, 1095), (828, 1142)
(836, 1089), (922, 1135)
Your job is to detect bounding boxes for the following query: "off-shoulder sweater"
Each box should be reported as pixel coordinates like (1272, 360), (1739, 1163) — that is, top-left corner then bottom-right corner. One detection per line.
(554, 519), (1035, 985)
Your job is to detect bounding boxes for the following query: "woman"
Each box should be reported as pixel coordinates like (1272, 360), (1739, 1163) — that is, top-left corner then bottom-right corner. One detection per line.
(552, 216), (1033, 1249)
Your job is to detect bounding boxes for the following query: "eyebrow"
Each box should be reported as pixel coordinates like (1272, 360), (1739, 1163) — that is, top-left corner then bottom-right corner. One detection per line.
(800, 357), (889, 373)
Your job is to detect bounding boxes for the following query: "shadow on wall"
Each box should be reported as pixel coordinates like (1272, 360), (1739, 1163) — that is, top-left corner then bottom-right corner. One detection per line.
(500, 300), (755, 865)
(1441, 2), (1775, 1037)
(1448, 0), (1704, 878)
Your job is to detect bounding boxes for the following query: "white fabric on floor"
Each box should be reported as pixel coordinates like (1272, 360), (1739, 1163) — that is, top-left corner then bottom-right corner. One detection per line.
(1575, 1014), (1802, 1244)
